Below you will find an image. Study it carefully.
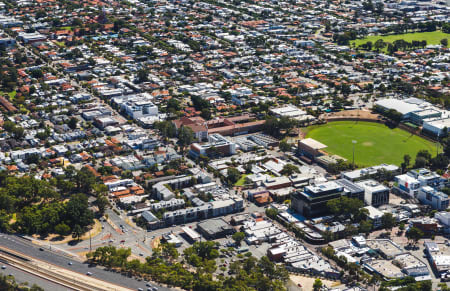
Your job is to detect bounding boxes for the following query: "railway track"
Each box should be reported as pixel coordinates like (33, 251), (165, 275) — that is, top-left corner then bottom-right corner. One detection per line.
(0, 247), (129, 291)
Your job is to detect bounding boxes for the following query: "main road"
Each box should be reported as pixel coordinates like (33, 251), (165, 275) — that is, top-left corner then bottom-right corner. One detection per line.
(0, 234), (173, 291)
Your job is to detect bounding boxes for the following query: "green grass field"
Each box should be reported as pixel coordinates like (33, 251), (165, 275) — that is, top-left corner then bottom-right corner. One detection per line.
(351, 31), (449, 49)
(235, 174), (249, 186)
(305, 121), (438, 166)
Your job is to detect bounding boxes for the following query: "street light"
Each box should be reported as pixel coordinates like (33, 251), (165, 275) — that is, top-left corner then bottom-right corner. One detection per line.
(352, 140), (357, 169)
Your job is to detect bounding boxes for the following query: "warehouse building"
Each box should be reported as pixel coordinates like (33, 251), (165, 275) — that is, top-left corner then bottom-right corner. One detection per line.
(197, 218), (234, 239)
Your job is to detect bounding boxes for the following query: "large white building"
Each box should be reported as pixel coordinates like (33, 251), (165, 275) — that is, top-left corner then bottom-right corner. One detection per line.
(417, 186), (449, 211)
(121, 99), (158, 119)
(356, 179), (389, 207)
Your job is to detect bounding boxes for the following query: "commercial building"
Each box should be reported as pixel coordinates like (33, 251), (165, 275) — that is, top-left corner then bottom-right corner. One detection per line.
(162, 198), (244, 226)
(417, 186), (450, 211)
(394, 174), (421, 197)
(121, 99), (158, 119)
(297, 138), (327, 163)
(374, 98), (429, 119)
(269, 104), (315, 122)
(291, 181), (343, 218)
(341, 164), (400, 182)
(408, 168), (442, 188)
(18, 32), (46, 44)
(424, 241), (450, 274)
(364, 206), (384, 228)
(356, 179), (389, 207)
(173, 114), (265, 139)
(410, 109), (441, 125)
(335, 179), (365, 201)
(197, 218), (234, 239)
(189, 134), (236, 158)
(423, 118), (450, 137)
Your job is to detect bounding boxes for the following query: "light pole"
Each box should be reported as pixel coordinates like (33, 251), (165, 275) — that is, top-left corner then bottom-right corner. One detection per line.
(352, 140), (357, 169)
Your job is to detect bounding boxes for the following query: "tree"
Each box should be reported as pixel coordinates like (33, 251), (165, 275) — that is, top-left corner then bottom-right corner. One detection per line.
(12, 126), (24, 139)
(313, 278), (323, 291)
(75, 167), (96, 193)
(359, 220), (373, 235)
(265, 208), (279, 220)
(280, 164), (299, 176)
(374, 39), (386, 52)
(441, 38), (448, 47)
(68, 117), (78, 130)
(54, 223), (71, 236)
(227, 168), (241, 184)
(232, 232), (245, 246)
(200, 108), (211, 120)
(406, 227), (423, 245)
(381, 213), (396, 231)
(178, 126), (194, 148)
(65, 193), (94, 229)
(279, 140), (291, 153)
(402, 154), (411, 173)
(95, 195), (109, 215)
(72, 224), (83, 241)
(136, 68), (148, 83)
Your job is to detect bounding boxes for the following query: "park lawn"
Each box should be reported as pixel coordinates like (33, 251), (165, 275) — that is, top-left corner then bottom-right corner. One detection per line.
(54, 41), (66, 48)
(235, 174), (249, 186)
(8, 90), (16, 99)
(351, 31), (449, 50)
(305, 121), (438, 167)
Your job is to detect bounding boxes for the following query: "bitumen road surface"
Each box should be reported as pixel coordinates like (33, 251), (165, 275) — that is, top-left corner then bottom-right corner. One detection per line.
(0, 263), (68, 290)
(0, 234), (173, 291)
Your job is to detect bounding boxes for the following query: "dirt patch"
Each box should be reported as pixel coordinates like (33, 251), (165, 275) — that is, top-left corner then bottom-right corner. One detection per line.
(289, 275), (341, 291)
(32, 219), (102, 245)
(362, 141), (374, 146)
(324, 109), (379, 120)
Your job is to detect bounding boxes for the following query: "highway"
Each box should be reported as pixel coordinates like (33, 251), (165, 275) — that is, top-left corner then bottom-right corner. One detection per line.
(0, 234), (173, 291)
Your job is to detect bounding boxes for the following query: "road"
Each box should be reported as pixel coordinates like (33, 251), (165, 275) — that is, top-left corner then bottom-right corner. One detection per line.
(0, 263), (67, 290)
(0, 234), (173, 291)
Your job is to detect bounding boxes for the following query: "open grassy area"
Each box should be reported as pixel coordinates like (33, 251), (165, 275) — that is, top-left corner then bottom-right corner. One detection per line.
(351, 31), (449, 49)
(235, 174), (249, 186)
(305, 121), (438, 166)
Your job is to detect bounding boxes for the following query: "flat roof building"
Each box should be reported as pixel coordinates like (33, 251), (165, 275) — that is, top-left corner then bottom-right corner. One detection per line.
(197, 218), (234, 239)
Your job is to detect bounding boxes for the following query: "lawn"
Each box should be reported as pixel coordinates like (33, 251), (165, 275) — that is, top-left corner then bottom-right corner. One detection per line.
(8, 91), (16, 99)
(235, 174), (249, 186)
(305, 121), (438, 166)
(351, 31), (449, 49)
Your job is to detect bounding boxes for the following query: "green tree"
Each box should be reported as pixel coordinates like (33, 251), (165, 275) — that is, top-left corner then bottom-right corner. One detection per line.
(178, 126), (194, 148)
(54, 223), (71, 236)
(227, 168), (241, 184)
(441, 38), (448, 47)
(280, 164), (299, 176)
(75, 167), (96, 193)
(279, 140), (291, 153)
(359, 220), (373, 235)
(406, 227), (424, 245)
(313, 278), (323, 291)
(136, 68), (149, 83)
(265, 208), (279, 220)
(65, 193), (94, 229)
(95, 195), (109, 215)
(72, 224), (83, 241)
(232, 232), (245, 246)
(68, 117), (78, 130)
(381, 213), (396, 231)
